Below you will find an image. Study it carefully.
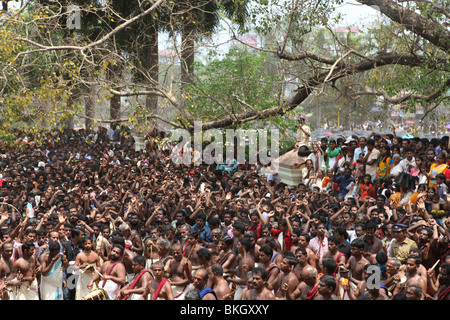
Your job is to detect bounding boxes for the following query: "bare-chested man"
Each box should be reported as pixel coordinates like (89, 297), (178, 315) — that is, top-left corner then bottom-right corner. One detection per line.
(156, 239), (172, 272)
(216, 235), (236, 276)
(344, 263), (389, 300)
(184, 230), (204, 272)
(293, 247), (311, 282)
(13, 241), (40, 300)
(88, 243), (127, 300)
(316, 275), (338, 300)
(242, 266), (276, 300)
(258, 246), (280, 291)
(346, 238), (369, 282)
(39, 241), (68, 300)
(323, 235), (347, 269)
(111, 235), (136, 282)
(434, 262), (450, 300)
(393, 255), (427, 296)
(75, 237), (101, 300)
(276, 255), (299, 299)
(285, 265), (319, 300)
(210, 263), (231, 300)
(143, 229), (160, 269)
(0, 242), (18, 300)
(298, 233), (316, 269)
(227, 237), (255, 300)
(142, 261), (173, 300)
(167, 242), (193, 300)
(117, 255), (153, 300)
(383, 257), (403, 297)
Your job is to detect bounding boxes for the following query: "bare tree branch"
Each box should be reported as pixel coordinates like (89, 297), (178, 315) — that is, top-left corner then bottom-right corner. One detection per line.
(350, 78), (450, 104)
(356, 0), (450, 53)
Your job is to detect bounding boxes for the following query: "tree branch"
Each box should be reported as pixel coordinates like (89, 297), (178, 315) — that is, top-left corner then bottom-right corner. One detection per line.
(13, 0), (165, 58)
(356, 0), (450, 53)
(350, 78), (450, 105)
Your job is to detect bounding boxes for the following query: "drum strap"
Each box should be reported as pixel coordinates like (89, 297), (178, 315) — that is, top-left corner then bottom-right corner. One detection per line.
(102, 261), (123, 288)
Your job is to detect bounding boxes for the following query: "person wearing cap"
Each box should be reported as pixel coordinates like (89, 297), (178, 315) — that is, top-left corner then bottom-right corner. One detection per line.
(390, 224), (418, 264)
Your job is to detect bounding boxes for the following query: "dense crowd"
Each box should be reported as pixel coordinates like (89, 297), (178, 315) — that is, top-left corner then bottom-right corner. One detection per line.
(0, 120), (449, 301)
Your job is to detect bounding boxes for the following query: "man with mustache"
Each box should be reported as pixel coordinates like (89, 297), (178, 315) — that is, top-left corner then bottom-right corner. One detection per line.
(87, 243), (126, 300)
(142, 260), (173, 300)
(74, 237), (101, 300)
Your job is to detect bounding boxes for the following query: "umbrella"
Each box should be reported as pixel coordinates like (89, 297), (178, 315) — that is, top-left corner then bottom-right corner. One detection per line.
(325, 132), (333, 137)
(405, 120), (415, 125)
(445, 124), (450, 129)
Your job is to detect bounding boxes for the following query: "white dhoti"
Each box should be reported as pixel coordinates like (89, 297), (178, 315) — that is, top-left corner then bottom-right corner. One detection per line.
(98, 280), (120, 300)
(234, 277), (246, 300)
(16, 279), (39, 300)
(40, 257), (64, 300)
(75, 269), (96, 300)
(145, 259), (153, 271)
(172, 283), (192, 300)
(129, 293), (143, 300)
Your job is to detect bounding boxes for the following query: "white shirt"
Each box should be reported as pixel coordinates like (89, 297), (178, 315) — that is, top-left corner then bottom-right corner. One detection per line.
(353, 146), (368, 162)
(296, 125), (311, 147)
(399, 157), (416, 174)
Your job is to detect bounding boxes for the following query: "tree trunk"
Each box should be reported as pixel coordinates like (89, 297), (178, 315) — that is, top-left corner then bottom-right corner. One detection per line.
(315, 98), (322, 129)
(84, 83), (95, 129)
(180, 10), (195, 88)
(145, 21), (159, 110)
(110, 93), (120, 121)
(108, 64), (121, 121)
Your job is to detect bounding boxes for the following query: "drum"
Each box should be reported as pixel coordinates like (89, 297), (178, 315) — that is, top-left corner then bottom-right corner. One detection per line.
(81, 288), (109, 300)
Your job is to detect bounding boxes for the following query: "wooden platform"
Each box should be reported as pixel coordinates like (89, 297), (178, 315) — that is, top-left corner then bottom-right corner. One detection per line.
(272, 149), (307, 186)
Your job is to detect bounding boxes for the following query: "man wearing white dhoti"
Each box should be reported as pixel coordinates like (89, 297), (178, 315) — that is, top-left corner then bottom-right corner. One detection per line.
(13, 241), (39, 300)
(87, 244), (127, 300)
(39, 242), (67, 300)
(74, 238), (101, 300)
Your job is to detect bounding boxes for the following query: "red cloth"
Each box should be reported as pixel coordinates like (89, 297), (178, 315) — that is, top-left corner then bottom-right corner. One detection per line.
(102, 261), (124, 288)
(272, 229), (293, 252)
(305, 283), (320, 300)
(333, 252), (347, 277)
(152, 278), (168, 300)
(121, 270), (151, 300)
(248, 223), (262, 239)
(438, 287), (450, 300)
(182, 242), (189, 257)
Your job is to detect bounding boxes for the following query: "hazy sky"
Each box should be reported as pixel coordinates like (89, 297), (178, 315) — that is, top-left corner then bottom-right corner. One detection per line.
(334, 0), (380, 26)
(5, 0), (382, 54)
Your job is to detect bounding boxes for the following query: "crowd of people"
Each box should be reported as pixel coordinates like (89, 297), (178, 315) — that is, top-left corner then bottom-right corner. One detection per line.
(0, 119), (449, 301)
